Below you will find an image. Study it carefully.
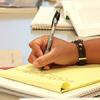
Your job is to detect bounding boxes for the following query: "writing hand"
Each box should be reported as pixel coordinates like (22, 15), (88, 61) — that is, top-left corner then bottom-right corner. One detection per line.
(28, 35), (78, 69)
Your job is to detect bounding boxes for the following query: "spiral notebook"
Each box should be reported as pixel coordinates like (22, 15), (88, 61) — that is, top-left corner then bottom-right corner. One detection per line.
(31, 6), (73, 30)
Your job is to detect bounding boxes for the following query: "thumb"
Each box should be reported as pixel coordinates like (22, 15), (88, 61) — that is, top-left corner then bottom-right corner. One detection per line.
(33, 50), (55, 68)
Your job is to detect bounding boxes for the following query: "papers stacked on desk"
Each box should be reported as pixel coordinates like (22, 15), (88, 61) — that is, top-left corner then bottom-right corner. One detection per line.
(0, 78), (100, 98)
(0, 64), (100, 98)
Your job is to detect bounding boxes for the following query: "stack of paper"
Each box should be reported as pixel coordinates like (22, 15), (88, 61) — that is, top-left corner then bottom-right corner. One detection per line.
(0, 64), (100, 98)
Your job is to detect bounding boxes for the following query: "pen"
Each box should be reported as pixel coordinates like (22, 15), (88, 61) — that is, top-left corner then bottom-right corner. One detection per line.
(40, 9), (60, 70)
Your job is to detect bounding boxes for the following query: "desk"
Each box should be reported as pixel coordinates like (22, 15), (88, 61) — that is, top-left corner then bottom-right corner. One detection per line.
(0, 12), (76, 100)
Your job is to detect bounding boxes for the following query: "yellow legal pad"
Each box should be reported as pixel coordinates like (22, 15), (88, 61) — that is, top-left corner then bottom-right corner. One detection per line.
(0, 64), (100, 93)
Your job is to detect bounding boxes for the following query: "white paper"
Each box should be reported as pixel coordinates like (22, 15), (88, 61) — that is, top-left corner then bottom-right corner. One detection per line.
(62, 0), (100, 37)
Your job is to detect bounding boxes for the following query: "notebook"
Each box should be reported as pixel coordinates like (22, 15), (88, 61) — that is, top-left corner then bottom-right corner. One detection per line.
(0, 63), (100, 93)
(61, 0), (100, 37)
(31, 6), (73, 30)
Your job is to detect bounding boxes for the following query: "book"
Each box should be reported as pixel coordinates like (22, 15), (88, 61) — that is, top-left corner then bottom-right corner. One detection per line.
(31, 6), (73, 30)
(0, 63), (100, 94)
(61, 0), (100, 37)
(0, 50), (23, 69)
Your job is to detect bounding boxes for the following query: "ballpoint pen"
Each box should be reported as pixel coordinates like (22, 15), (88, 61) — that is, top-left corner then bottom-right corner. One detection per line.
(41, 9), (60, 70)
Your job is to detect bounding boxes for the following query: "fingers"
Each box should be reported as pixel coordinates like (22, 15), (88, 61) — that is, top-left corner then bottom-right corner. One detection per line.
(33, 50), (55, 68)
(29, 36), (48, 53)
(28, 53), (50, 70)
(28, 36), (56, 69)
(29, 37), (47, 57)
(30, 43), (43, 57)
(28, 52), (37, 64)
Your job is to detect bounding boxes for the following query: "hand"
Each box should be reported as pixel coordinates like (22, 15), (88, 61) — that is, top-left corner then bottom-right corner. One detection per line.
(28, 35), (78, 69)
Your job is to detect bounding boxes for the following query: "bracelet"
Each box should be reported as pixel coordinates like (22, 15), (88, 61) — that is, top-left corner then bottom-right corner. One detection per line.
(72, 39), (87, 65)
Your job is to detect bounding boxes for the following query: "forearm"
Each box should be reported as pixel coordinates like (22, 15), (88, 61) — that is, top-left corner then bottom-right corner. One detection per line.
(28, 36), (100, 68)
(84, 38), (100, 64)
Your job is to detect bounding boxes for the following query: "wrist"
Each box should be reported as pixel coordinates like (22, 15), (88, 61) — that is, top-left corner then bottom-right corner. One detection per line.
(83, 40), (95, 64)
(68, 42), (79, 65)
(83, 38), (100, 64)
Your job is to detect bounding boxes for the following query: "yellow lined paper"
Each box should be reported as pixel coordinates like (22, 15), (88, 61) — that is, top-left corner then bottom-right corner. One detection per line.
(0, 64), (100, 93)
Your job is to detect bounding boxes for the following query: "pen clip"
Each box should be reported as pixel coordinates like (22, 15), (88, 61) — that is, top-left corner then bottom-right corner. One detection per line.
(51, 10), (60, 28)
